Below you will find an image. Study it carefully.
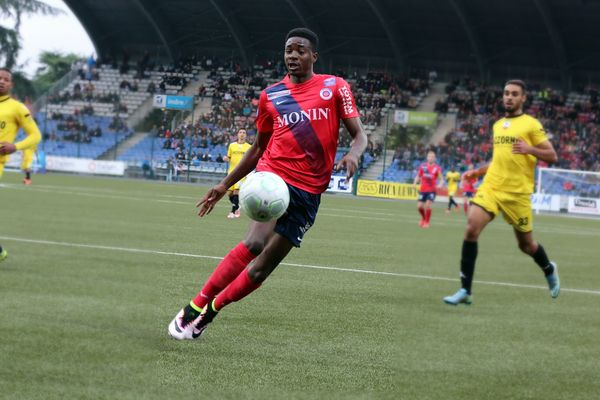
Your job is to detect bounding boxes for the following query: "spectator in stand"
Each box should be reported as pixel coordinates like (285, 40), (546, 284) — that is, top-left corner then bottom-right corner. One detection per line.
(175, 147), (186, 161)
(147, 81), (156, 94)
(85, 54), (96, 81)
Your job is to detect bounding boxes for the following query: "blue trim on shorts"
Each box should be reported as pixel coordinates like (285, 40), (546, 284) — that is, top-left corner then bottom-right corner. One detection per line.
(464, 191), (475, 198)
(274, 183), (321, 247)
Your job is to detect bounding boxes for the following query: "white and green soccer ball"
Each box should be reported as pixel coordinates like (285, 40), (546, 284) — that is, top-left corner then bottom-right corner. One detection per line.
(239, 171), (290, 222)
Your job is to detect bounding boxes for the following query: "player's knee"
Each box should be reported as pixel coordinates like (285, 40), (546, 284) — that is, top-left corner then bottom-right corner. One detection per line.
(518, 241), (535, 255)
(243, 239), (265, 255)
(464, 222), (481, 241)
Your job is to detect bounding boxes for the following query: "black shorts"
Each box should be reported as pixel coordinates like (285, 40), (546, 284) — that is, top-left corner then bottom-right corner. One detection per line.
(418, 191), (436, 202)
(274, 184), (321, 247)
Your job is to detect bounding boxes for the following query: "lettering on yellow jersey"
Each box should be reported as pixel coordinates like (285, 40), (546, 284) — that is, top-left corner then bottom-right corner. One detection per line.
(494, 136), (519, 145)
(0, 121), (5, 129)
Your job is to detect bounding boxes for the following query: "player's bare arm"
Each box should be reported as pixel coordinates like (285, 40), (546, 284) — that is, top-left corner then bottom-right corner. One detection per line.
(336, 117), (367, 179)
(512, 139), (558, 164)
(196, 130), (272, 217)
(465, 163), (490, 179)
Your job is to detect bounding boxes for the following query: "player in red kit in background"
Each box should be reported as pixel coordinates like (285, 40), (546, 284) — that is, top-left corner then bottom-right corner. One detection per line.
(168, 28), (367, 340)
(461, 164), (478, 215)
(413, 151), (443, 228)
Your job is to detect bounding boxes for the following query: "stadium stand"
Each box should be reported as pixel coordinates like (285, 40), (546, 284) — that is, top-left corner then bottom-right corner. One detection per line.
(116, 61), (424, 178)
(379, 79), (600, 183)
(35, 112), (132, 159)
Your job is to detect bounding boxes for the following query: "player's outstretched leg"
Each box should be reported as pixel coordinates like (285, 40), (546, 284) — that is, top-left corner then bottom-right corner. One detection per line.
(190, 270), (262, 339)
(444, 205), (491, 305)
(185, 235), (293, 340)
(168, 241), (257, 340)
(444, 240), (477, 305)
(515, 232), (560, 299)
(170, 268), (259, 340)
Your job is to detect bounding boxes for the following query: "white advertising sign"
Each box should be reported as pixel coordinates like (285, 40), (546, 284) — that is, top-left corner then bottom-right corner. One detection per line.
(531, 193), (560, 211)
(567, 197), (600, 215)
(327, 175), (353, 194)
(45, 156), (125, 176)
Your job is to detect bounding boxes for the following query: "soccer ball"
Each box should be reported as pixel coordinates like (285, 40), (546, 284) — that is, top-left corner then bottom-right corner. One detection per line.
(239, 171), (290, 222)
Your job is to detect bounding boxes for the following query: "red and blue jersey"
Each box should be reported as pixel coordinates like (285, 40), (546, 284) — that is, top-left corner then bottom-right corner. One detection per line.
(462, 173), (477, 193)
(417, 162), (442, 192)
(255, 74), (359, 194)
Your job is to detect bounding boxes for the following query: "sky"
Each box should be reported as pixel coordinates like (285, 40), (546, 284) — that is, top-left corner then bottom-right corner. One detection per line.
(2, 0), (95, 78)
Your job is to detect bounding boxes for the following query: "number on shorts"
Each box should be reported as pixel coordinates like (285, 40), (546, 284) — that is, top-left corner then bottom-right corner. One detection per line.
(517, 217), (529, 226)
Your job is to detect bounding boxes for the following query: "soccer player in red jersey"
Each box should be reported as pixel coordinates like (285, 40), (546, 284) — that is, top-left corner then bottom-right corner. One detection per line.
(168, 28), (368, 340)
(461, 164), (478, 215)
(413, 151), (443, 228)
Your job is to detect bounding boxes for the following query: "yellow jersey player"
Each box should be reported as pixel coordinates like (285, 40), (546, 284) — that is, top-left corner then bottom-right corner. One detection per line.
(443, 79), (560, 305)
(445, 165), (461, 214)
(0, 67), (42, 262)
(223, 128), (251, 218)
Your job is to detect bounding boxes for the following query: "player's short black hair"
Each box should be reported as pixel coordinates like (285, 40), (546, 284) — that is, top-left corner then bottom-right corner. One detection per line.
(504, 79), (526, 93)
(286, 28), (319, 51)
(0, 67), (12, 75)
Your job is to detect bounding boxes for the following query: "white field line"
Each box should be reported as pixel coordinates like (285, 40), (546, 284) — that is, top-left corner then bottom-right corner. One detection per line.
(1, 235), (599, 296)
(3, 184), (599, 236)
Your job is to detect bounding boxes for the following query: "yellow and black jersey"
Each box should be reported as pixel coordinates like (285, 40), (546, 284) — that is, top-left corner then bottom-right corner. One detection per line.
(226, 141), (251, 174)
(0, 95), (41, 164)
(484, 114), (548, 194)
(445, 171), (461, 194)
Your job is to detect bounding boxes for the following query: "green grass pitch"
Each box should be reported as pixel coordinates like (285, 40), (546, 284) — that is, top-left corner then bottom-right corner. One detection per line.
(1, 172), (599, 399)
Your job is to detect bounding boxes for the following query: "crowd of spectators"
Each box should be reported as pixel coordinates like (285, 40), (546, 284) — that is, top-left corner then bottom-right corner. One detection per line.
(394, 78), (600, 174)
(41, 111), (110, 145)
(148, 59), (424, 171)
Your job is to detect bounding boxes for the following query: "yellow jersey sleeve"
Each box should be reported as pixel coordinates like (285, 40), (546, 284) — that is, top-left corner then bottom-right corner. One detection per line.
(14, 102), (41, 151)
(528, 118), (548, 147)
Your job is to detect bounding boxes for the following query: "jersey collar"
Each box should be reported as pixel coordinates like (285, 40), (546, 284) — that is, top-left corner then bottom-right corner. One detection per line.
(0, 95), (10, 103)
(504, 112), (524, 119)
(284, 73), (317, 86)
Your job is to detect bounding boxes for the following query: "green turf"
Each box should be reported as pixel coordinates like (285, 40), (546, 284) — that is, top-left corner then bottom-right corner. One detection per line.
(0, 172), (599, 399)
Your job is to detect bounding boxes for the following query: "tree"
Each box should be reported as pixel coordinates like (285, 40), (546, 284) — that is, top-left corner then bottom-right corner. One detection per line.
(0, 0), (63, 69)
(10, 69), (36, 100)
(0, 25), (20, 68)
(33, 51), (81, 94)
